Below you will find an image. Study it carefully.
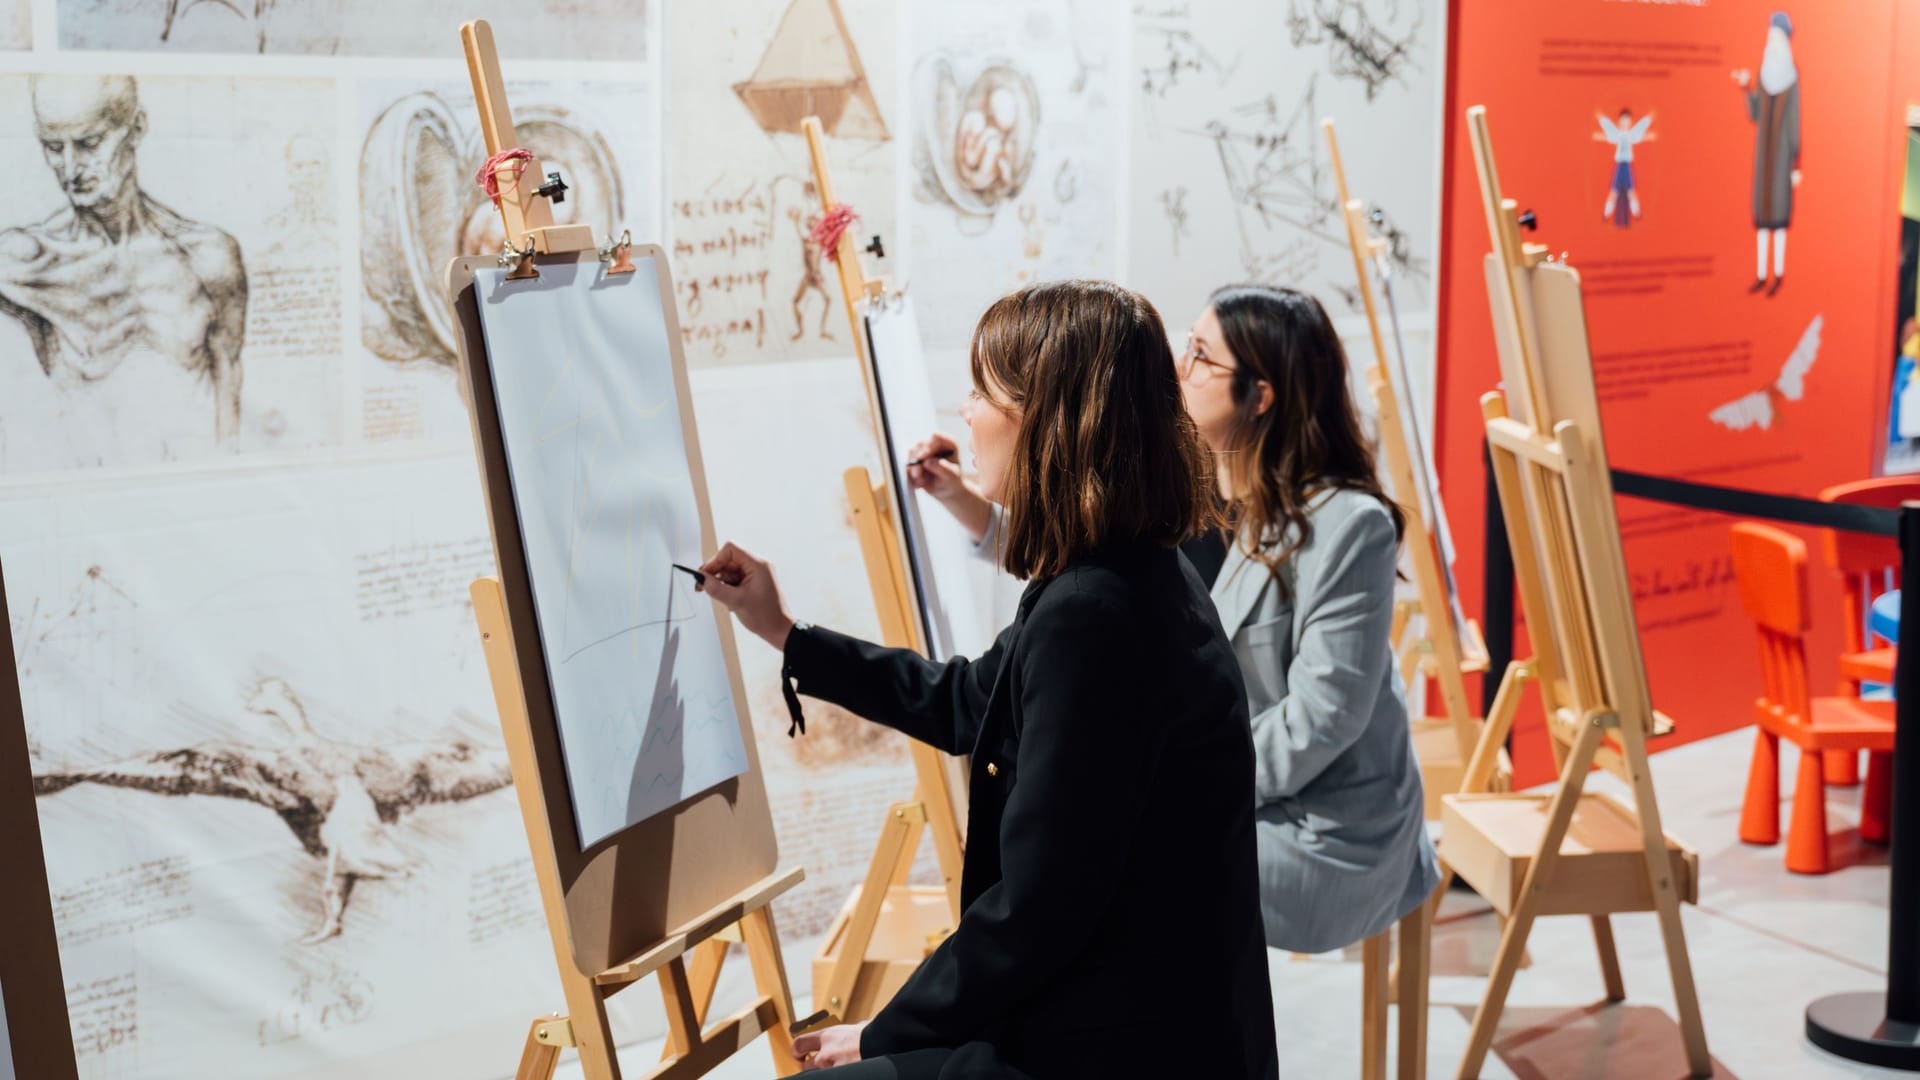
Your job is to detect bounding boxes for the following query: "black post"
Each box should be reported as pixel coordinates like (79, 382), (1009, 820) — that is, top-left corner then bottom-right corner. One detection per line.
(1805, 501), (1920, 1068)
(1482, 438), (1516, 716)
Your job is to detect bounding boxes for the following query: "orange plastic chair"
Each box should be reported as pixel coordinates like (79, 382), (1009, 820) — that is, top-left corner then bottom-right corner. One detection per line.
(1731, 523), (1895, 874)
(1817, 478), (1920, 785)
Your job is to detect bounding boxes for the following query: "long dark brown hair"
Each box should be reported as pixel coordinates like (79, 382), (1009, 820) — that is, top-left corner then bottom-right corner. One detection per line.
(1209, 284), (1403, 580)
(972, 280), (1218, 581)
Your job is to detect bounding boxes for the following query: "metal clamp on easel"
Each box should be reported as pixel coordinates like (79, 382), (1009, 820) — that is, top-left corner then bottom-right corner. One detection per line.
(462, 18), (596, 273)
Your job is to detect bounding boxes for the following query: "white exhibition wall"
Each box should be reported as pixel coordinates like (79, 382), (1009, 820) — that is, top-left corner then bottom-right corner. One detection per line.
(0, 1), (1445, 1076)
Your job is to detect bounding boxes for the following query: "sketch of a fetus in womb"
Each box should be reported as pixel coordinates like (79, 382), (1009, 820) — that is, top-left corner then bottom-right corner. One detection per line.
(914, 58), (1041, 225)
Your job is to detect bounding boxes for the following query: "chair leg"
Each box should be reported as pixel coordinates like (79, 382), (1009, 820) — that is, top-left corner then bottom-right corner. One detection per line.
(1362, 930), (1390, 1080)
(1823, 749), (1861, 787)
(1590, 916), (1626, 1002)
(1862, 751), (1893, 845)
(1786, 746), (1831, 874)
(1740, 729), (1781, 845)
(1397, 902), (1431, 1080)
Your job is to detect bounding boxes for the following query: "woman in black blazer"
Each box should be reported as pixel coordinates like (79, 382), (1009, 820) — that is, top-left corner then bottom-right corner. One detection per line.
(699, 280), (1277, 1080)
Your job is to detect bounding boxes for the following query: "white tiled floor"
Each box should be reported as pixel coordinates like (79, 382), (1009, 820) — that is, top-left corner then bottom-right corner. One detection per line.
(554, 729), (1909, 1079)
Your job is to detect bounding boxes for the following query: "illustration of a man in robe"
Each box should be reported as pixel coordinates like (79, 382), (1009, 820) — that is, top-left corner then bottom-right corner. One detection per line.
(1594, 108), (1656, 228)
(0, 75), (248, 459)
(1732, 12), (1802, 296)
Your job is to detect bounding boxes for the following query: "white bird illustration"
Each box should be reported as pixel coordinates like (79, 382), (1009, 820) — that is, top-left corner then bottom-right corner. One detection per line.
(1709, 314), (1823, 432)
(34, 677), (512, 943)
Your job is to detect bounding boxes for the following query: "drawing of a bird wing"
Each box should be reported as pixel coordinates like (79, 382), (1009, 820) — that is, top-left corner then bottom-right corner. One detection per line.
(1709, 390), (1774, 432)
(35, 742), (305, 811)
(1627, 115), (1654, 140)
(357, 738), (513, 821)
(1597, 114), (1621, 139)
(1773, 314), (1823, 401)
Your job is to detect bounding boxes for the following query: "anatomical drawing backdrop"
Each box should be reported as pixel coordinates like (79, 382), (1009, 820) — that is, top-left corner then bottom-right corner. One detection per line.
(0, 74), (343, 477)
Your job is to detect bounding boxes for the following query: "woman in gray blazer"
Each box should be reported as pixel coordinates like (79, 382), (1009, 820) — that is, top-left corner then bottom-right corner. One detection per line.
(910, 284), (1438, 953)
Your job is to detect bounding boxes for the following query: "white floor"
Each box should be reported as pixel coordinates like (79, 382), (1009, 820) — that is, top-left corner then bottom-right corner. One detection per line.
(555, 728), (1908, 1079)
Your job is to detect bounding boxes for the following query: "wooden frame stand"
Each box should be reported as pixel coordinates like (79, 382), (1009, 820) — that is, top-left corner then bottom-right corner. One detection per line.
(475, 580), (803, 1080)
(1324, 118), (1510, 819)
(452, 23), (802, 1080)
(796, 117), (971, 1024)
(1441, 106), (1710, 1079)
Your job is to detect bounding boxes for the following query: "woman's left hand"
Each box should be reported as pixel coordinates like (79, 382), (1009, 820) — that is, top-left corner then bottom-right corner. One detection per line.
(793, 1022), (867, 1070)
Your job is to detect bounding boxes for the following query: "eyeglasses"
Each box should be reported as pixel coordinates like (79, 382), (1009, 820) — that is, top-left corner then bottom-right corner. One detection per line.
(1177, 332), (1236, 386)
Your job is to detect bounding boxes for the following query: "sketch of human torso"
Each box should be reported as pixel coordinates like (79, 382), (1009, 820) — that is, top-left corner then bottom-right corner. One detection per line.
(1, 202), (238, 386)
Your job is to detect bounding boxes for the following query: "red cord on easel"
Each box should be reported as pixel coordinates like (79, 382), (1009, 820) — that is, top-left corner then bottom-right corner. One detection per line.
(809, 203), (859, 262)
(474, 147), (535, 205)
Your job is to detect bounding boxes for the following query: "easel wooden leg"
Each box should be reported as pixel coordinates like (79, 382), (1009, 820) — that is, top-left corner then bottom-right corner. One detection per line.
(1362, 931), (1392, 1080)
(1398, 899), (1432, 1080)
(1589, 916), (1626, 1002)
(820, 800), (927, 1021)
(516, 1017), (565, 1080)
(1456, 715), (1604, 1079)
(742, 906), (802, 1078)
(1621, 732), (1712, 1077)
(660, 938), (730, 1064)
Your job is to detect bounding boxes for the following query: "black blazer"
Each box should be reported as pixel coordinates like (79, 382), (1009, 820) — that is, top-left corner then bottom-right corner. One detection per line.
(784, 542), (1278, 1080)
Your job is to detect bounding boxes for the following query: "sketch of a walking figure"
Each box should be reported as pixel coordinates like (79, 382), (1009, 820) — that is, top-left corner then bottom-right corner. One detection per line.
(33, 676), (512, 944)
(0, 76), (248, 457)
(789, 181), (833, 342)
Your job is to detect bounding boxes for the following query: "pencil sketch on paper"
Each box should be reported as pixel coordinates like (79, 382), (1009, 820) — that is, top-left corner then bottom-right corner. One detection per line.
(1709, 313), (1823, 432)
(1134, 19), (1238, 98)
(789, 180), (835, 341)
(3, 0), (29, 49)
(60, 0), (645, 58)
(1285, 0), (1422, 102)
(359, 91), (624, 370)
(1187, 74), (1424, 309)
(912, 58), (1041, 226)
(734, 0), (889, 140)
(164, 0), (271, 52)
(0, 76), (248, 448)
(473, 259), (748, 846)
(1161, 186), (1189, 255)
(32, 676), (512, 944)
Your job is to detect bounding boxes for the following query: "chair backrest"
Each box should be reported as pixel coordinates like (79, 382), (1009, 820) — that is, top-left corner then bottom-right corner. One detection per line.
(1818, 477), (1919, 651)
(1730, 522), (1811, 723)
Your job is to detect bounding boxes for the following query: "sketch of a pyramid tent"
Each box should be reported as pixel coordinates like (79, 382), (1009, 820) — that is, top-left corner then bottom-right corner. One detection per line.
(732, 0), (890, 140)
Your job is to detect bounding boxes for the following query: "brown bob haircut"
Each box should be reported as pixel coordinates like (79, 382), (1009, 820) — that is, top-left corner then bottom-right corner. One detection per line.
(971, 280), (1218, 581)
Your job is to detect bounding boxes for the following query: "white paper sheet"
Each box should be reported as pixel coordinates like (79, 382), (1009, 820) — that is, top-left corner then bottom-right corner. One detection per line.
(864, 295), (988, 661)
(473, 256), (748, 848)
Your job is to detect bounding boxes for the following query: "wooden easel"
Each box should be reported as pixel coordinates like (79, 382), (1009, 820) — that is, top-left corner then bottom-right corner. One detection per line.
(1439, 106), (1709, 1079)
(1323, 119), (1509, 820)
(796, 115), (971, 1025)
(449, 22), (801, 1079)
(0, 562), (80, 1080)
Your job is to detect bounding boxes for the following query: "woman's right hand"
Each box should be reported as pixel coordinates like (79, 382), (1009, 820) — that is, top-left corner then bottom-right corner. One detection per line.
(907, 432), (996, 545)
(906, 431), (967, 498)
(697, 542), (797, 652)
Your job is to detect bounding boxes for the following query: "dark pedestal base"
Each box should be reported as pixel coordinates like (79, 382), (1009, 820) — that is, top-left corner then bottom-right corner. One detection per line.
(1806, 992), (1920, 1070)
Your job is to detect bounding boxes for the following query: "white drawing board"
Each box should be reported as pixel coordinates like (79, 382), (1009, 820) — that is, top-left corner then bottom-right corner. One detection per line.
(472, 254), (749, 848)
(863, 294), (986, 660)
(1378, 257), (1468, 640)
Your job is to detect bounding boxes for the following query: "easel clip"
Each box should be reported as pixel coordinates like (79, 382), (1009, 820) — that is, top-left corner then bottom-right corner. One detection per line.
(501, 235), (540, 281)
(600, 229), (636, 276)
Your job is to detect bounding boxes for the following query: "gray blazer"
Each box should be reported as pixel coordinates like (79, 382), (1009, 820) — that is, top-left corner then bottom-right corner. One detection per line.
(973, 494), (1439, 950)
(1212, 489), (1440, 953)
